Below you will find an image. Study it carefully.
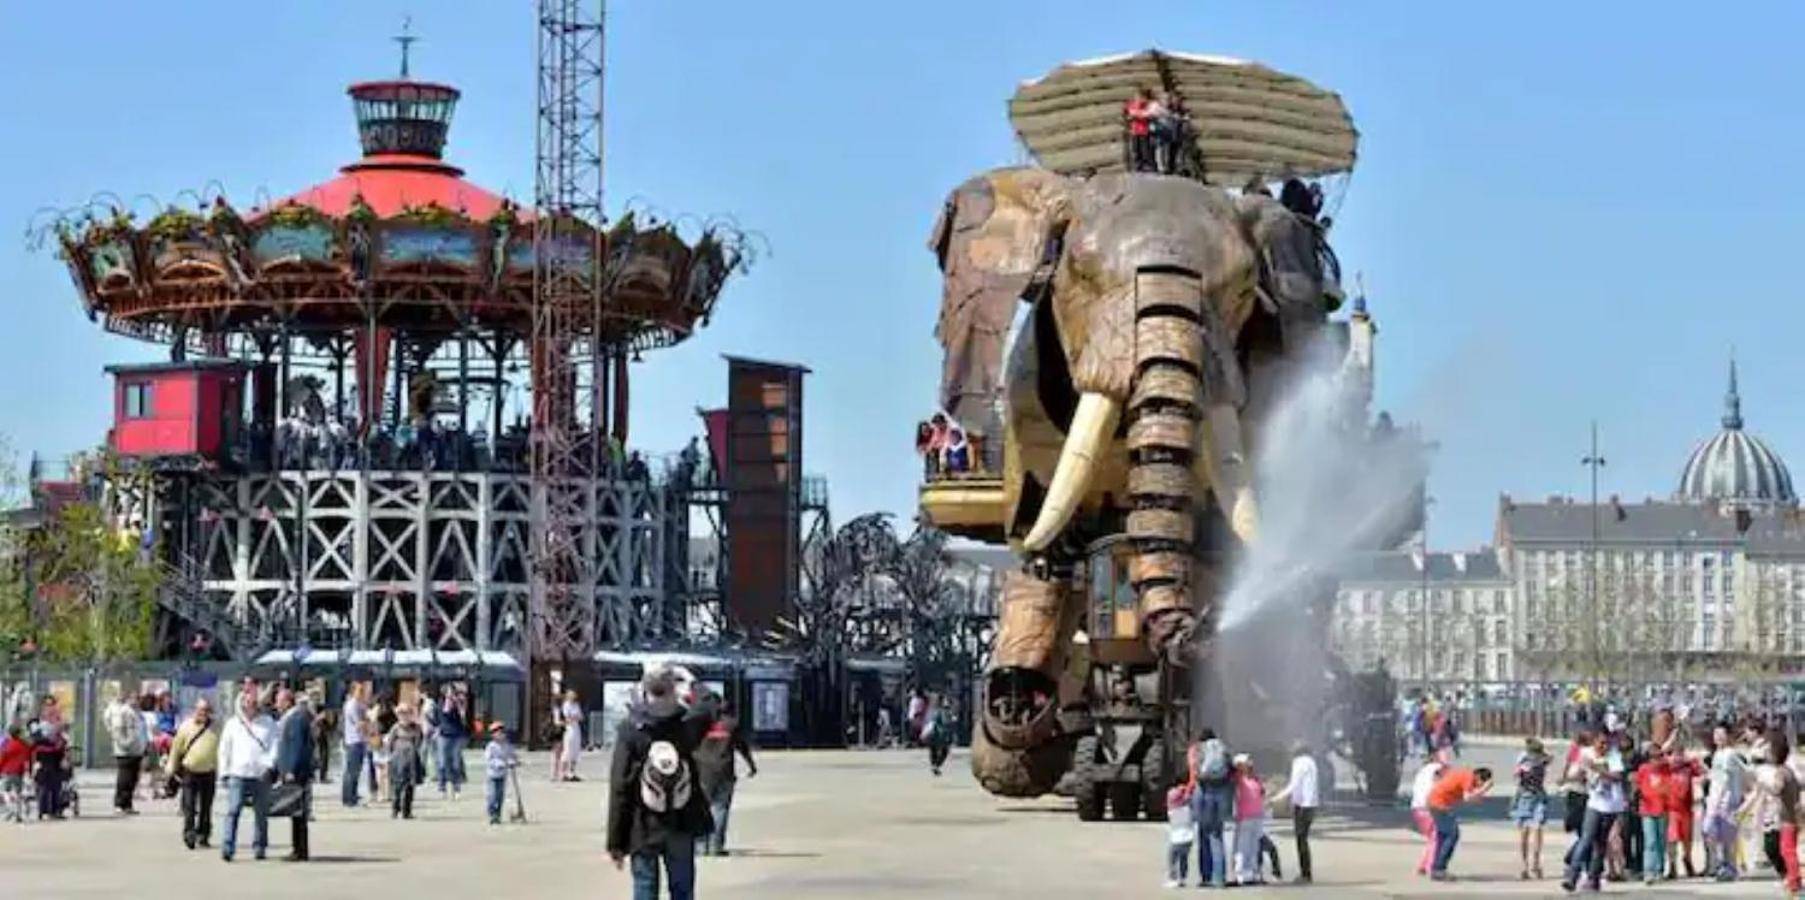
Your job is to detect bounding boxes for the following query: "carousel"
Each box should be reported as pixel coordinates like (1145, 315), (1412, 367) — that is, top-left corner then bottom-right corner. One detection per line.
(44, 63), (749, 667)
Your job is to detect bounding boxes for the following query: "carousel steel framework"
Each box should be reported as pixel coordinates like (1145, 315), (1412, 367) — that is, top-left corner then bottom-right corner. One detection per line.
(43, 19), (751, 667)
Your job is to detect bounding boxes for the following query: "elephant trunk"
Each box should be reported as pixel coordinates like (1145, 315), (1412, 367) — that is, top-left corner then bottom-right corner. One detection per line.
(1124, 269), (1254, 662)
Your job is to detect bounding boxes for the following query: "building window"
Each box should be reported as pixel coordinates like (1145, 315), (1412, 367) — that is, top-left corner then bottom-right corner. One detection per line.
(124, 382), (153, 418)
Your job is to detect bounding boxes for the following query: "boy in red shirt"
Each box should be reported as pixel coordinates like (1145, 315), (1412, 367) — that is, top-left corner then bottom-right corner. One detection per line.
(0, 724), (32, 822)
(1633, 746), (1669, 886)
(1662, 749), (1701, 878)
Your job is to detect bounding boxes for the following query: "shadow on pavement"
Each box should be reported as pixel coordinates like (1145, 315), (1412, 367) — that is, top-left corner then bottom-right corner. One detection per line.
(725, 849), (823, 860)
(301, 855), (401, 864)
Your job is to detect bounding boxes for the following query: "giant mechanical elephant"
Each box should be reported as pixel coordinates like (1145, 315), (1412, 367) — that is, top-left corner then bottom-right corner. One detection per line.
(927, 166), (1338, 797)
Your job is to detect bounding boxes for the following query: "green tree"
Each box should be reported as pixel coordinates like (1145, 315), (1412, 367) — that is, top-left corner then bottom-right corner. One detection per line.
(31, 501), (159, 664)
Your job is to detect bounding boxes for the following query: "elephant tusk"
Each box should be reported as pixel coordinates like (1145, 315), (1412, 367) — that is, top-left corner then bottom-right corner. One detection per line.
(1022, 393), (1120, 552)
(1198, 403), (1259, 544)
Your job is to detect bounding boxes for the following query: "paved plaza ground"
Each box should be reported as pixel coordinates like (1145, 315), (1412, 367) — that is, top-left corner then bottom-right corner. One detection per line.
(1, 740), (1798, 898)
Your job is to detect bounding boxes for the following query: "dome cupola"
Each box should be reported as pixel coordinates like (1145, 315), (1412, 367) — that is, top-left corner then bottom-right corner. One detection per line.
(1676, 359), (1795, 509)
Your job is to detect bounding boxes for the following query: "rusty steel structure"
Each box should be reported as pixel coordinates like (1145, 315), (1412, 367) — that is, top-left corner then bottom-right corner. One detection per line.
(530, 0), (610, 665)
(40, 14), (750, 674)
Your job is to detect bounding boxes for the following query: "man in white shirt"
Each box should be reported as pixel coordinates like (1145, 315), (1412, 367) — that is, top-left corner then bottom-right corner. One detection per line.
(216, 691), (277, 862)
(1561, 732), (1626, 892)
(1266, 741), (1321, 884)
(340, 684), (368, 808)
(104, 690), (149, 815)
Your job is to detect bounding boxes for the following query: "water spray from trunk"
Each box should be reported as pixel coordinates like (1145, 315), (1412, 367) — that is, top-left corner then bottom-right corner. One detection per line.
(1201, 332), (1430, 756)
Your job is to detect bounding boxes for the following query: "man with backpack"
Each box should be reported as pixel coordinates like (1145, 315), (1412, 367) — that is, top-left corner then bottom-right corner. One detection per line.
(608, 667), (714, 899)
(1189, 728), (1232, 888)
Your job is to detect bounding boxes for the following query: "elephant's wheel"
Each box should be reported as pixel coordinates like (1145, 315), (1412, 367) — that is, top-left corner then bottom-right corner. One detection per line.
(1108, 781), (1142, 821)
(1072, 734), (1106, 822)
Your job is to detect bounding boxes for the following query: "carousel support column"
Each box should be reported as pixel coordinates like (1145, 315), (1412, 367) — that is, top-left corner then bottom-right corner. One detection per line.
(595, 346), (611, 474)
(390, 336), (406, 427)
(476, 475), (493, 652)
(458, 331), (471, 450)
(352, 472), (370, 651)
(233, 479), (253, 628)
(612, 353), (630, 448)
(278, 323), (292, 427)
(490, 337), (508, 452)
(415, 468), (431, 651)
(332, 340), (347, 420)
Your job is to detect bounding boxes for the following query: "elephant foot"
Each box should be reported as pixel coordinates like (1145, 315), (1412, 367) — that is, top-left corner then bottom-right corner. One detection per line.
(970, 719), (1073, 798)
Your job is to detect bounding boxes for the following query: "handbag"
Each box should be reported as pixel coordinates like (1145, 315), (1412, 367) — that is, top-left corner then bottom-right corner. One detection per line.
(270, 781), (308, 818)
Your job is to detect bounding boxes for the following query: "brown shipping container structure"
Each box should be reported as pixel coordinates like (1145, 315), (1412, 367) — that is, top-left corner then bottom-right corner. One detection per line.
(723, 356), (809, 633)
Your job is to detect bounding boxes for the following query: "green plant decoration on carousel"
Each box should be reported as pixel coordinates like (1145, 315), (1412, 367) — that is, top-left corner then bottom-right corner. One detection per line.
(81, 208), (137, 248)
(486, 199), (520, 230)
(147, 207), (205, 242)
(394, 201), (467, 228)
(267, 201), (330, 230)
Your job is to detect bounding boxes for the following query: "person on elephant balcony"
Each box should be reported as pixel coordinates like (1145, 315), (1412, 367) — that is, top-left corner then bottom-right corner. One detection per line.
(942, 428), (971, 474)
(924, 414), (950, 477)
(1124, 88), (1162, 173)
(1152, 89), (1188, 175)
(914, 421), (934, 478)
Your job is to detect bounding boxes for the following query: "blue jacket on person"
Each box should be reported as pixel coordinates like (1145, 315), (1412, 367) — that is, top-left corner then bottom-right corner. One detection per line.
(275, 706), (314, 781)
(438, 702), (469, 740)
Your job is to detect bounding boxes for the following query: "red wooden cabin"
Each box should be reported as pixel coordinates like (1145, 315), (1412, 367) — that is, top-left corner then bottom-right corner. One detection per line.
(106, 361), (249, 463)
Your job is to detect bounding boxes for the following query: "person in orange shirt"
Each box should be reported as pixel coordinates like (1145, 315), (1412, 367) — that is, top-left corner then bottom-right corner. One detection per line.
(1425, 766), (1494, 881)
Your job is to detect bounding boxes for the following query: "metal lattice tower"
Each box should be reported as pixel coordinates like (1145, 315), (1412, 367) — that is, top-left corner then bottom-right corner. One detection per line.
(531, 0), (607, 662)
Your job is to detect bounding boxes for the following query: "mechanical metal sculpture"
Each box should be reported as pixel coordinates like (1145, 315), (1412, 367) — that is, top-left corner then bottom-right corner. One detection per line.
(919, 52), (1368, 808)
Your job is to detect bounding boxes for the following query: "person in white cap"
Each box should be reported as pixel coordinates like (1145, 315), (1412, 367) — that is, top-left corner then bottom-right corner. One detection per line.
(1229, 754), (1268, 885)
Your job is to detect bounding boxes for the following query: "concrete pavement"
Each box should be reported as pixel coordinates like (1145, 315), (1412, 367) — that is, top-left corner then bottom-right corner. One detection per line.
(0, 745), (1794, 898)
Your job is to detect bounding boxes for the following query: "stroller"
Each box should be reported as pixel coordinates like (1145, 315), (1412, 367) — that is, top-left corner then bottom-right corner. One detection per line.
(27, 743), (79, 819)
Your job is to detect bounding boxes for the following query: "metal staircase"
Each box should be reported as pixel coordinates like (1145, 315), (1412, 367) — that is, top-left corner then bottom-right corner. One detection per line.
(155, 558), (269, 661)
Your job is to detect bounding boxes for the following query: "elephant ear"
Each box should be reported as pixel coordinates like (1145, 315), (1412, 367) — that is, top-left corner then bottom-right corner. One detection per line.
(930, 168), (1070, 436)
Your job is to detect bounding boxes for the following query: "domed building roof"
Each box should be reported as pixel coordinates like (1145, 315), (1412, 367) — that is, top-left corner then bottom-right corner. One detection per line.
(1676, 361), (1796, 508)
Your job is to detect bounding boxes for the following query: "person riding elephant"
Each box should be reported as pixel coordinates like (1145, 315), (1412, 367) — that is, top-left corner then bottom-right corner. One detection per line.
(928, 166), (1340, 798)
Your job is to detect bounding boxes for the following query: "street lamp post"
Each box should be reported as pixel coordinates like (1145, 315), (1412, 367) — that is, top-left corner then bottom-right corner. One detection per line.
(1419, 493), (1436, 689)
(1581, 421), (1607, 690)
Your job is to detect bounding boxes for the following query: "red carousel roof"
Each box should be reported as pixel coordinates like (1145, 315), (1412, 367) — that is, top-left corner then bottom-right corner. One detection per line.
(263, 77), (519, 220)
(272, 154), (516, 220)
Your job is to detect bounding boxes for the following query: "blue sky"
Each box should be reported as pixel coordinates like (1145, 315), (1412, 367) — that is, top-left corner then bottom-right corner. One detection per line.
(3, 2), (1804, 550)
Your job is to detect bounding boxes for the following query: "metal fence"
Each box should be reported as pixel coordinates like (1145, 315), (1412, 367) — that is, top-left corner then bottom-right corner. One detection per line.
(1400, 678), (1805, 740)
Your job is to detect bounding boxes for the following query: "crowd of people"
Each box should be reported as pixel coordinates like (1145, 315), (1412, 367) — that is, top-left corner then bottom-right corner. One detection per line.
(1123, 87), (1194, 175)
(1160, 730), (1323, 888)
(1399, 702), (1805, 895)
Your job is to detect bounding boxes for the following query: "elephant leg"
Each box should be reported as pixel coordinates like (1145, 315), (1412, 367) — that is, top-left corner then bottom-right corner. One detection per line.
(972, 566), (1080, 798)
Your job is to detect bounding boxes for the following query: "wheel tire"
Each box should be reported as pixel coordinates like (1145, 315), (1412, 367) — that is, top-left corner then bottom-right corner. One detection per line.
(1073, 734), (1105, 822)
(1140, 739), (1170, 821)
(1108, 781), (1142, 821)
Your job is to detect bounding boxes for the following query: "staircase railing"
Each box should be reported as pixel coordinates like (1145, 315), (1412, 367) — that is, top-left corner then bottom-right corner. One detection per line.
(155, 559), (269, 661)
